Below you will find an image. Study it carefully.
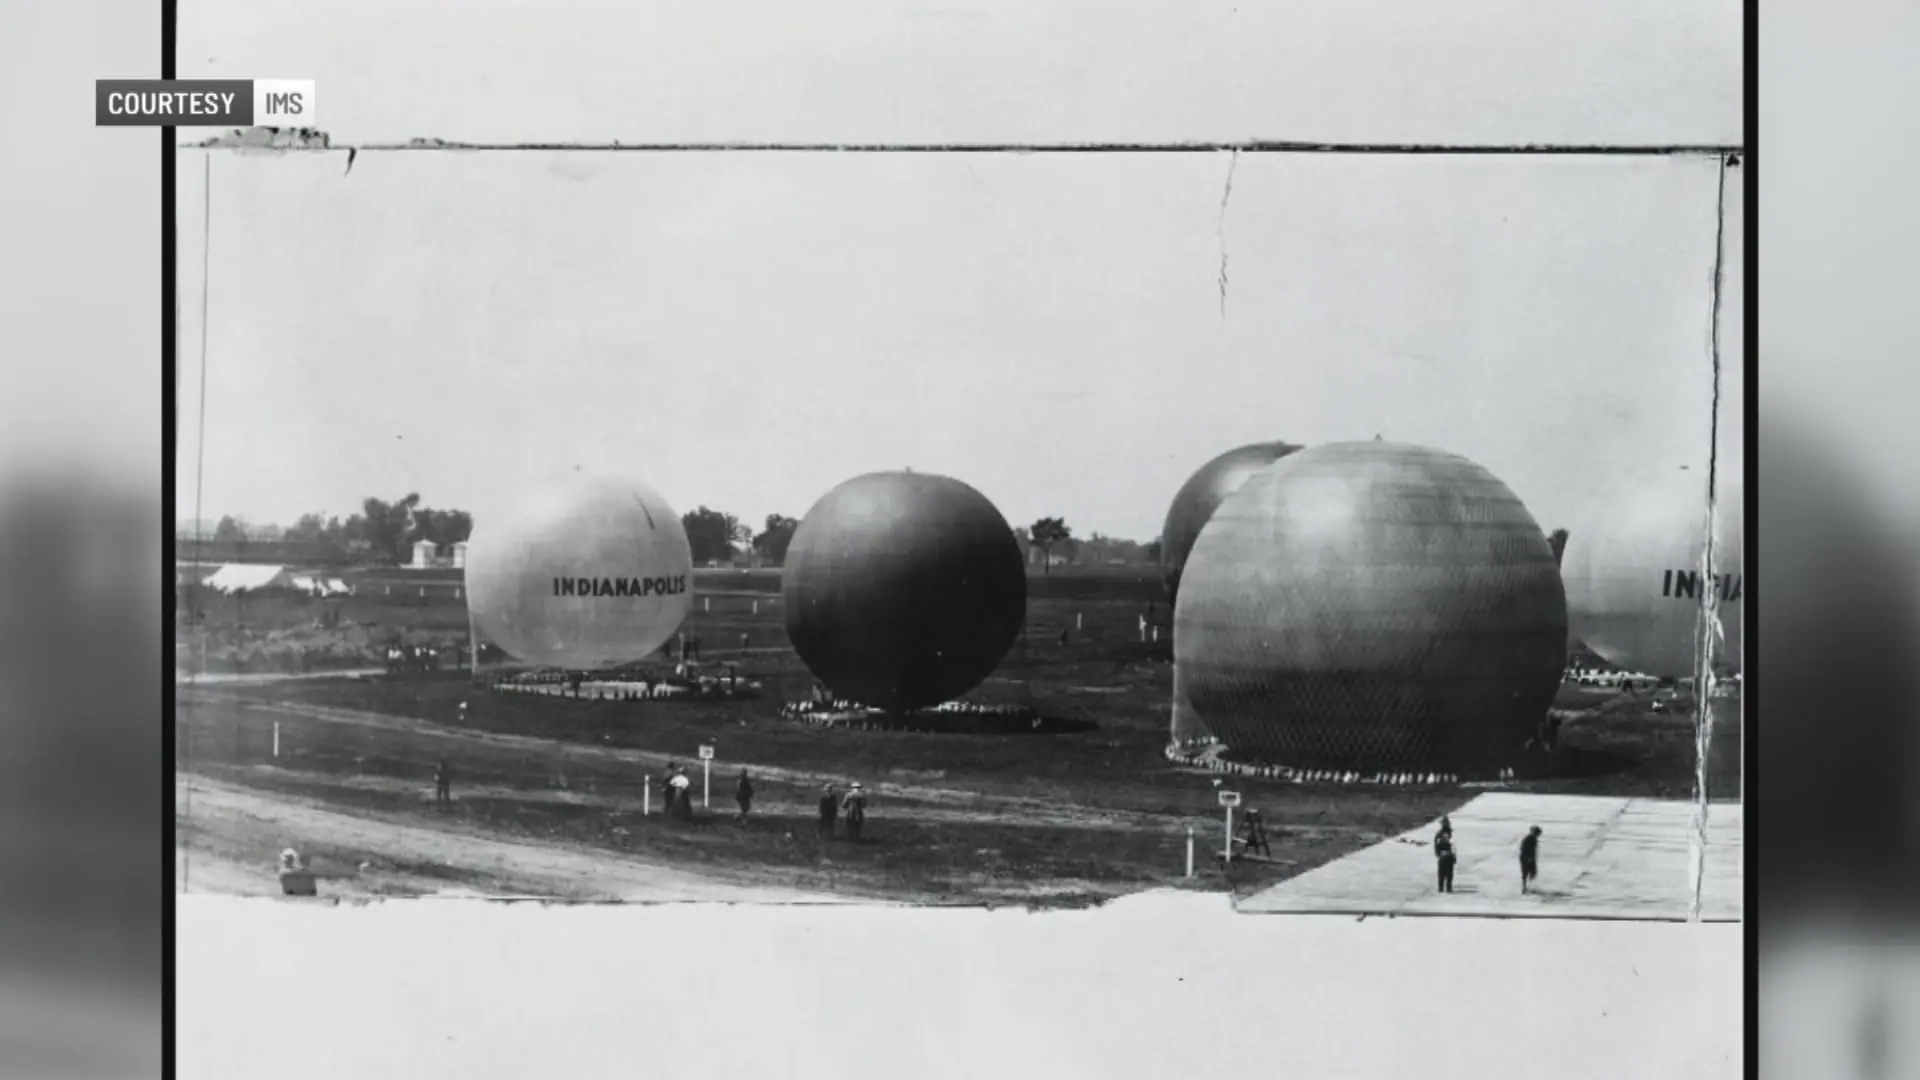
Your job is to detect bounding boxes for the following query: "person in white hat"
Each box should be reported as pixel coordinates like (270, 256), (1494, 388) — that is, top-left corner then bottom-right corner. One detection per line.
(841, 782), (869, 843)
(277, 848), (316, 897)
(668, 766), (693, 820)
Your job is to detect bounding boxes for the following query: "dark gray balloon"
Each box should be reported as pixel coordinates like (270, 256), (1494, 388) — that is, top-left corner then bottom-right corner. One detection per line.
(1173, 441), (1567, 777)
(783, 472), (1026, 713)
(1161, 441), (1302, 746)
(1160, 442), (1303, 604)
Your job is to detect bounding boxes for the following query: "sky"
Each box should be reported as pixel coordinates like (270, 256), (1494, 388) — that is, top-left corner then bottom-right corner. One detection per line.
(174, 0), (1744, 543)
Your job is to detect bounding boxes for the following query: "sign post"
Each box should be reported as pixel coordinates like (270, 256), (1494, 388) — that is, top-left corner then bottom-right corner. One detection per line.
(699, 744), (715, 808)
(1218, 790), (1241, 863)
(1185, 826), (1195, 878)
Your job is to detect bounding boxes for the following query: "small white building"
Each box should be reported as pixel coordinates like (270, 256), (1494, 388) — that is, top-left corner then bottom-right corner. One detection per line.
(203, 563), (295, 594)
(411, 539), (437, 569)
(452, 540), (469, 569)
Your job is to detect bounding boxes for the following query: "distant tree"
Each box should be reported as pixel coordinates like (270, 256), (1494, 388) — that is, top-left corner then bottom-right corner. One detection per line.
(409, 507), (474, 547)
(683, 506), (745, 565)
(1029, 517), (1072, 575)
(1144, 538), (1163, 564)
(361, 493), (421, 564)
(213, 515), (247, 543)
(753, 514), (801, 566)
(283, 512), (329, 543)
(325, 513), (368, 550)
(1547, 528), (1569, 566)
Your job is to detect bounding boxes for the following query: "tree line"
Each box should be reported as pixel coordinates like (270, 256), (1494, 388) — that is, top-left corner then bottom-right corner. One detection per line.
(202, 497), (812, 569)
(203, 496), (1567, 573)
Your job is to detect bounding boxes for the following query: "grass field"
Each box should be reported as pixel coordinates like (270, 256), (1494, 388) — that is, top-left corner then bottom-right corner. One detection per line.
(174, 567), (1741, 906)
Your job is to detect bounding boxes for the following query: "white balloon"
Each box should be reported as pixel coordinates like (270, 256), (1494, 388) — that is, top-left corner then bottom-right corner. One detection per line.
(1562, 470), (1743, 678)
(465, 475), (694, 670)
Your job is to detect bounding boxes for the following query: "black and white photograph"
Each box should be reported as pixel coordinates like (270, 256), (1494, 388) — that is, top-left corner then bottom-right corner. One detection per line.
(173, 3), (1743, 920)
(165, 1), (1745, 1074)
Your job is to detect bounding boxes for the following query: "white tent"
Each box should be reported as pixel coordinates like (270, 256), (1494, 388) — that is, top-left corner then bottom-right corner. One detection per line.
(203, 563), (295, 594)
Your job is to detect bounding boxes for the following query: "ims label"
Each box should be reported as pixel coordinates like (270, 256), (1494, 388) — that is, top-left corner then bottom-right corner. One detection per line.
(253, 80), (318, 126)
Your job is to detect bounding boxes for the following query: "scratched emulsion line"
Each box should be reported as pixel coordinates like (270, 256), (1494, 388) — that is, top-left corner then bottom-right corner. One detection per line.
(183, 151), (216, 894)
(1688, 152), (1733, 922)
(187, 130), (1743, 157)
(1217, 149), (1238, 318)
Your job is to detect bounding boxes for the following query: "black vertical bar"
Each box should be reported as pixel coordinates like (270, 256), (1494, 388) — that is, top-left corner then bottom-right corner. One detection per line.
(1738, 0), (1756, 1072)
(159, 0), (179, 1074)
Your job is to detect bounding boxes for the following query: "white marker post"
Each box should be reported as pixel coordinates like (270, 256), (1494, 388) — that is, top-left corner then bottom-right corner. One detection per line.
(272, 722), (280, 758)
(643, 775), (651, 817)
(1218, 790), (1241, 864)
(699, 744), (715, 809)
(1185, 826), (1195, 878)
(1076, 612), (1083, 631)
(752, 600), (759, 615)
(704, 597), (710, 613)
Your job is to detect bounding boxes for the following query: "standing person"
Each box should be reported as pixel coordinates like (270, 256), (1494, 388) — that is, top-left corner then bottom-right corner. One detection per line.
(842, 782), (869, 843)
(740, 631), (750, 654)
(434, 757), (453, 805)
(1240, 809), (1271, 858)
(670, 767), (693, 820)
(660, 761), (678, 815)
(817, 784), (839, 839)
(1519, 826), (1542, 893)
(1058, 628), (1069, 647)
(1435, 831), (1457, 893)
(1434, 815), (1453, 852)
(735, 770), (754, 820)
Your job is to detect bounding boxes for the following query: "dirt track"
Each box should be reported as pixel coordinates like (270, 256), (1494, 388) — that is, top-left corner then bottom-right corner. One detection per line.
(179, 690), (1192, 835)
(176, 775), (858, 904)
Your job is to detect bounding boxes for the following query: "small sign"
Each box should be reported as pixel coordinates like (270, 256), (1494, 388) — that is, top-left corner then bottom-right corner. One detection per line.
(1217, 790), (1241, 808)
(697, 745), (715, 761)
